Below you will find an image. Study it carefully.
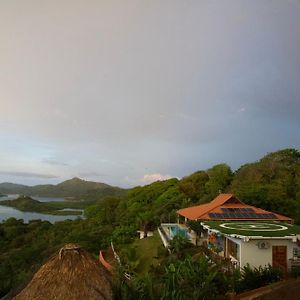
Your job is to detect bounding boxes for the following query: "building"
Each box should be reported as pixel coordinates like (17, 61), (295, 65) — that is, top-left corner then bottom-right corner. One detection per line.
(177, 194), (292, 223)
(201, 220), (300, 272)
(159, 194), (300, 272)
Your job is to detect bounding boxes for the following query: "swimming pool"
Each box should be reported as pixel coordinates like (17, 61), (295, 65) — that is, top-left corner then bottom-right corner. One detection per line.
(166, 224), (190, 239)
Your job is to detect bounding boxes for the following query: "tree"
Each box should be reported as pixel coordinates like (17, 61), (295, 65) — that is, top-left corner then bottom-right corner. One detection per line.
(205, 164), (233, 198)
(168, 236), (192, 258)
(179, 171), (209, 202)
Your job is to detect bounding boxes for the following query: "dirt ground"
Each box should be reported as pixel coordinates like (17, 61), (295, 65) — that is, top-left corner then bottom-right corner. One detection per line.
(258, 278), (300, 300)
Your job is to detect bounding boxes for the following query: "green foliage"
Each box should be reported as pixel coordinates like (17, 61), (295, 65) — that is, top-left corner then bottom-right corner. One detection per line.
(2, 148), (300, 297)
(0, 177), (126, 200)
(115, 257), (285, 299)
(231, 148), (300, 222)
(112, 226), (137, 245)
(179, 171), (209, 202)
(84, 196), (121, 225)
(0, 196), (84, 215)
(291, 266), (300, 278)
(205, 164), (233, 199)
(168, 236), (193, 258)
(115, 256), (226, 300)
(0, 217), (113, 297)
(187, 220), (204, 235)
(235, 264), (283, 293)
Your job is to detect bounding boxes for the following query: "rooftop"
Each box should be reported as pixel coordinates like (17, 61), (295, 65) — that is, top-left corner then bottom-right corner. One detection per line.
(202, 221), (300, 238)
(177, 194), (292, 222)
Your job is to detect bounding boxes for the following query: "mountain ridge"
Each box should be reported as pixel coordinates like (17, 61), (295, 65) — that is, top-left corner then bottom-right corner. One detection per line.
(0, 177), (125, 200)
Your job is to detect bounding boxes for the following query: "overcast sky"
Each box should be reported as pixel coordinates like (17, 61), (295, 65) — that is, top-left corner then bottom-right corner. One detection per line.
(1, 0), (300, 187)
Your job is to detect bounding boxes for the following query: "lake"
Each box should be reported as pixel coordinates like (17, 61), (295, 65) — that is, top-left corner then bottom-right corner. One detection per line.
(0, 194), (66, 202)
(0, 194), (83, 223)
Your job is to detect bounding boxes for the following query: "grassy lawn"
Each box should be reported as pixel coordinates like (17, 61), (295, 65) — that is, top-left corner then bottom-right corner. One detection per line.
(119, 231), (166, 275)
(202, 221), (300, 237)
(133, 231), (166, 274)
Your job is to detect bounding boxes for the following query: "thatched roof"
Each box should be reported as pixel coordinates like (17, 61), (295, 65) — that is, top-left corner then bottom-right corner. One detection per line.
(13, 244), (112, 300)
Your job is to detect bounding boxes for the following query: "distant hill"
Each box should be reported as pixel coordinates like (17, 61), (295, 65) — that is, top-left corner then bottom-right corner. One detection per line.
(0, 177), (126, 200)
(0, 182), (31, 195)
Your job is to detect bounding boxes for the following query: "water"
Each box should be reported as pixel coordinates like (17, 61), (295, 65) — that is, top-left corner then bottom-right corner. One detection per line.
(169, 225), (189, 238)
(0, 194), (83, 223)
(0, 205), (82, 223)
(0, 194), (66, 202)
(0, 194), (19, 201)
(161, 223), (191, 240)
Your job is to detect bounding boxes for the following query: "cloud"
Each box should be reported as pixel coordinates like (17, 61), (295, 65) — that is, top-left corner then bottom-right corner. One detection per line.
(78, 171), (108, 178)
(0, 0), (300, 187)
(237, 107), (246, 113)
(42, 159), (69, 166)
(140, 173), (175, 184)
(0, 171), (59, 179)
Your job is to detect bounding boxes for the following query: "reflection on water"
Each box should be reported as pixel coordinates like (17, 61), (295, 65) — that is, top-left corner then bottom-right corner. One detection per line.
(0, 194), (83, 223)
(0, 195), (66, 202)
(0, 205), (82, 223)
(0, 194), (19, 201)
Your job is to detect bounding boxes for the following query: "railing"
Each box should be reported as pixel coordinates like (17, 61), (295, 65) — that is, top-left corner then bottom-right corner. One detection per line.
(158, 225), (170, 249)
(110, 240), (132, 280)
(99, 250), (113, 273)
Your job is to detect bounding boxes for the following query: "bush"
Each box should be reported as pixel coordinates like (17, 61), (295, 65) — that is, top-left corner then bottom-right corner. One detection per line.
(235, 264), (283, 293)
(291, 266), (300, 278)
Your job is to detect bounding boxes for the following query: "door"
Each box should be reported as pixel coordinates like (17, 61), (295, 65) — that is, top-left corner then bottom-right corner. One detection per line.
(272, 246), (287, 273)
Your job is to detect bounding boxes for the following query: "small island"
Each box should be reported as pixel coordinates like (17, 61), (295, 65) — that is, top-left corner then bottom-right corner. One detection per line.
(0, 195), (83, 216)
(0, 194), (7, 197)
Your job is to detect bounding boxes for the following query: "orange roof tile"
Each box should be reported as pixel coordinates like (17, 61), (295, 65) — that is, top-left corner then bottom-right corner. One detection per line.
(176, 194), (293, 222)
(177, 194), (236, 220)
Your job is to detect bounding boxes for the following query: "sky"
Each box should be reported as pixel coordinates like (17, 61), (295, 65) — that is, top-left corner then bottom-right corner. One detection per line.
(0, 0), (300, 188)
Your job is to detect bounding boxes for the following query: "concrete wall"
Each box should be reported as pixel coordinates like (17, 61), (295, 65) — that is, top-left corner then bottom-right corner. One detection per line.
(240, 239), (295, 269)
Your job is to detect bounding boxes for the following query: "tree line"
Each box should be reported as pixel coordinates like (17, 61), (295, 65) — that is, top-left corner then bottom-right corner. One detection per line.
(1, 148), (300, 297)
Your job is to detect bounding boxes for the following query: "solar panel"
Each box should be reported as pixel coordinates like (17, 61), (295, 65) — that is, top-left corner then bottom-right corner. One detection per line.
(221, 208), (229, 212)
(221, 207), (255, 214)
(210, 210), (278, 220)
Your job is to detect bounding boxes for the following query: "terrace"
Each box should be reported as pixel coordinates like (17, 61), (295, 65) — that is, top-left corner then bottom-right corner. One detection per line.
(201, 221), (300, 239)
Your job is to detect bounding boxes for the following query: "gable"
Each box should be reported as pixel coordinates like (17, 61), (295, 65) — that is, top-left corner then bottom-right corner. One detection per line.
(176, 193), (292, 222)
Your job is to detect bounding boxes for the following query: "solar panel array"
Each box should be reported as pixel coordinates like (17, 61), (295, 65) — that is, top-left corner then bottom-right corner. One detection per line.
(208, 210), (278, 219)
(221, 208), (255, 213)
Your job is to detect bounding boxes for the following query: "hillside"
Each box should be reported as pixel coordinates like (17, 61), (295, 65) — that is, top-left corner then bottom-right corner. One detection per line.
(0, 196), (83, 215)
(0, 177), (126, 200)
(86, 148), (300, 227)
(1, 148), (300, 297)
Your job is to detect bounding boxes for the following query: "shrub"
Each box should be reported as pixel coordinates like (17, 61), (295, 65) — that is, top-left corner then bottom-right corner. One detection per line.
(235, 264), (283, 293)
(291, 266), (300, 278)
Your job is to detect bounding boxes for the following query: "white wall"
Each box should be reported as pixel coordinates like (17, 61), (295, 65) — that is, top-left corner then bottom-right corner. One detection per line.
(240, 239), (295, 269)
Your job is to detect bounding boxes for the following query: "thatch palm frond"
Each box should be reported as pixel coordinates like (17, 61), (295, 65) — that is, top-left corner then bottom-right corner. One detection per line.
(13, 244), (112, 300)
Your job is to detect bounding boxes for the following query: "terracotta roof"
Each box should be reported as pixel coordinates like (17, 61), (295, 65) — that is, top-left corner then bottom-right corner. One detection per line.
(176, 194), (293, 222)
(177, 194), (236, 220)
